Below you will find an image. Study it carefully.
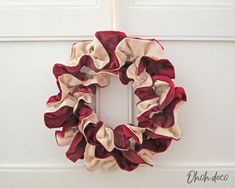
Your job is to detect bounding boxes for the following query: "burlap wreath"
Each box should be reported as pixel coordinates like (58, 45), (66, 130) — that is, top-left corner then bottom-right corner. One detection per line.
(44, 31), (186, 171)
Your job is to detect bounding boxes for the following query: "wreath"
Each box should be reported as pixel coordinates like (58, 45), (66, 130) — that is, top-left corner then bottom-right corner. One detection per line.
(44, 31), (186, 171)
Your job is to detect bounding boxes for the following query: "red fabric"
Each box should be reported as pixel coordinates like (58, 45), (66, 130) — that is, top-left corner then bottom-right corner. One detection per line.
(135, 137), (172, 153)
(95, 146), (147, 171)
(78, 84), (97, 95)
(138, 56), (175, 79)
(137, 75), (175, 122)
(137, 105), (160, 122)
(135, 87), (158, 101)
(112, 149), (148, 171)
(114, 125), (141, 150)
(138, 119), (155, 129)
(53, 63), (87, 80)
(95, 144), (112, 159)
(77, 55), (100, 72)
(75, 101), (93, 121)
(122, 150), (150, 166)
(118, 62), (133, 84)
(84, 121), (103, 145)
(66, 132), (87, 162)
(152, 87), (187, 128)
(47, 63), (89, 104)
(44, 106), (78, 129)
(95, 31), (126, 70)
(153, 75), (175, 110)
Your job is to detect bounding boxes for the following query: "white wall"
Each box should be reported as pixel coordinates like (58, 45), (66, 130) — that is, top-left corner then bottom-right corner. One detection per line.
(0, 0), (234, 187)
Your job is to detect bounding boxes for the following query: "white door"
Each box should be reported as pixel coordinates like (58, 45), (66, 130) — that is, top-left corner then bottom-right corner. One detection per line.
(0, 0), (234, 187)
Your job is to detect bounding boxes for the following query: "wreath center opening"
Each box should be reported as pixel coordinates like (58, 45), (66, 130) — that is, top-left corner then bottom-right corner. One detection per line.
(96, 75), (132, 128)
